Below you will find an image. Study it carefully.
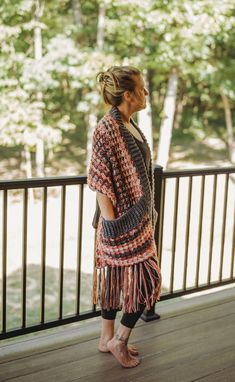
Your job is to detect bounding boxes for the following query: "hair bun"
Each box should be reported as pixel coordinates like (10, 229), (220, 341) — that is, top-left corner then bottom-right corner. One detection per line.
(96, 65), (141, 106)
(98, 72), (113, 88)
(103, 75), (110, 85)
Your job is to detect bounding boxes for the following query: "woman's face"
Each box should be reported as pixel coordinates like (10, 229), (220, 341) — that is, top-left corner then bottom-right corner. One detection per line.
(130, 75), (149, 112)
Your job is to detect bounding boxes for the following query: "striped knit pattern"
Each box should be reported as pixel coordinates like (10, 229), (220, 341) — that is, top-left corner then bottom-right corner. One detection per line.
(87, 105), (162, 312)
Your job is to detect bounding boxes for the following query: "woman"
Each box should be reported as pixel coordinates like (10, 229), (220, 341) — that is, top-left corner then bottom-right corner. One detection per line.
(87, 66), (162, 368)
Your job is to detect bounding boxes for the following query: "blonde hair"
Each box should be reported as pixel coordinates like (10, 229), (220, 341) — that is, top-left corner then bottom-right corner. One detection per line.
(96, 65), (141, 106)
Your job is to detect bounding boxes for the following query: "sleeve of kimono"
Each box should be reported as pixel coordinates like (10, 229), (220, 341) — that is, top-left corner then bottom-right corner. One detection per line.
(87, 125), (116, 207)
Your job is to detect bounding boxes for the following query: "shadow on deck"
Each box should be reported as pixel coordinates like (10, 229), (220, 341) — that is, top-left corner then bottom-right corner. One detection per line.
(1, 284), (235, 382)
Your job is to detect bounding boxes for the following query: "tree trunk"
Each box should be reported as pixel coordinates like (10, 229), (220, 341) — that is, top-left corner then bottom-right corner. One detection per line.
(72, 0), (82, 25)
(96, 3), (106, 50)
(137, 73), (153, 153)
(36, 139), (45, 177)
(24, 148), (33, 178)
(173, 95), (187, 130)
(86, 113), (97, 171)
(86, 2), (106, 173)
(156, 68), (178, 169)
(34, 0), (45, 177)
(24, 147), (35, 204)
(220, 89), (235, 163)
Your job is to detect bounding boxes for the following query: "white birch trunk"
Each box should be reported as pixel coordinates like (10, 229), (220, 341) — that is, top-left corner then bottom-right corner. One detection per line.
(137, 75), (153, 154)
(34, 0), (45, 177)
(156, 69), (178, 169)
(220, 89), (235, 163)
(96, 3), (106, 50)
(24, 147), (35, 204)
(86, 3), (106, 173)
(34, 25), (42, 60)
(36, 139), (45, 177)
(24, 147), (33, 178)
(86, 113), (97, 172)
(173, 95), (186, 130)
(72, 0), (82, 25)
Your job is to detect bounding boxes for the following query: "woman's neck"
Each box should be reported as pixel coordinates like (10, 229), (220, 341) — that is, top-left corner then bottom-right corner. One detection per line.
(116, 104), (132, 123)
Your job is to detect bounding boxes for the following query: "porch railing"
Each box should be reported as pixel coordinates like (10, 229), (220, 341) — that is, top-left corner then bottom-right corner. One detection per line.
(0, 166), (234, 339)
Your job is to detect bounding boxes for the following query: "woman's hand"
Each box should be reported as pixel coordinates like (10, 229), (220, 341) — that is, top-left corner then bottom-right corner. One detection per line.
(96, 191), (116, 220)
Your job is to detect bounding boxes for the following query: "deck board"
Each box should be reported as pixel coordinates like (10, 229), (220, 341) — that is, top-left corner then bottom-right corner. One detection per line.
(1, 284), (235, 382)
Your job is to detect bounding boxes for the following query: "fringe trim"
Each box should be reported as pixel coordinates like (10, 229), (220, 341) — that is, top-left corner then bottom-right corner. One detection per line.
(92, 258), (162, 313)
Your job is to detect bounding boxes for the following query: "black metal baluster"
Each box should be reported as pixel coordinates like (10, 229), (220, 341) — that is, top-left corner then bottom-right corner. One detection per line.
(219, 174), (229, 281)
(170, 177), (179, 293)
(22, 188), (28, 328)
(40, 187), (47, 324)
(230, 201), (235, 279)
(92, 230), (98, 313)
(207, 175), (217, 285)
(158, 176), (165, 269)
(76, 184), (83, 316)
(59, 185), (66, 320)
(195, 175), (205, 288)
(183, 176), (192, 290)
(141, 165), (163, 322)
(2, 190), (7, 333)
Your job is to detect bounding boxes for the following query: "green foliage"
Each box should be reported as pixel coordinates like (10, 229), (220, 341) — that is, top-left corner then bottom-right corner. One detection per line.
(0, 0), (234, 171)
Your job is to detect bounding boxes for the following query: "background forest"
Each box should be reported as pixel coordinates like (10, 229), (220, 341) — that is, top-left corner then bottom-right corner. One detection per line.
(1, 0), (235, 181)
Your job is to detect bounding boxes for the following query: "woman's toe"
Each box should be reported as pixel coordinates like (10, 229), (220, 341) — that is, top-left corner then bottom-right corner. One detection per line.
(128, 344), (139, 355)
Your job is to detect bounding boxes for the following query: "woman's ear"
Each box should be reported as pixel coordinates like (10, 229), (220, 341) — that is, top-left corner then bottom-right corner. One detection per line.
(123, 90), (132, 102)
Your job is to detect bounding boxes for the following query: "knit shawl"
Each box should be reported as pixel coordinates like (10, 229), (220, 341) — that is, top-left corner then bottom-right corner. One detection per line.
(87, 105), (162, 312)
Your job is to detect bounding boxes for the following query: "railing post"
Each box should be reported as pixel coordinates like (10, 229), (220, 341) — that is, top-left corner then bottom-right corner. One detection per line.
(141, 164), (163, 322)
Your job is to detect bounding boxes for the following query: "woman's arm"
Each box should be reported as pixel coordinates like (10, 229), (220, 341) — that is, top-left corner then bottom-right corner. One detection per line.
(96, 191), (116, 220)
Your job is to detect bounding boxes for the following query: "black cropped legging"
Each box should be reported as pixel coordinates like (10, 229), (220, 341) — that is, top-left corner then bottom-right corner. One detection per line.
(101, 257), (159, 329)
(101, 303), (146, 329)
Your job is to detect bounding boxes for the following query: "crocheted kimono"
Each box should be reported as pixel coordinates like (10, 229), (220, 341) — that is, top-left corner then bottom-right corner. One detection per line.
(87, 105), (162, 313)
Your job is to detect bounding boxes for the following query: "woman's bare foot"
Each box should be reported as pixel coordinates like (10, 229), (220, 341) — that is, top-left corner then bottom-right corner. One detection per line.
(106, 336), (141, 368)
(98, 338), (139, 356)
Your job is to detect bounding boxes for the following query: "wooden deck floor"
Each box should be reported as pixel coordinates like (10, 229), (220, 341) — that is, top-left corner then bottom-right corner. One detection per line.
(1, 283), (235, 382)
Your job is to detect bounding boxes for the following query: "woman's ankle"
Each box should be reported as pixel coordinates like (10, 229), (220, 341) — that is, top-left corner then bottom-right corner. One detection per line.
(115, 323), (132, 344)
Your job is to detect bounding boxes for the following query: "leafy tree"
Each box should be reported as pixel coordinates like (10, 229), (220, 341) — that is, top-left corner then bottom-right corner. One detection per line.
(1, 0), (235, 179)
